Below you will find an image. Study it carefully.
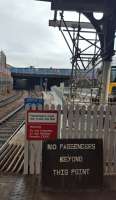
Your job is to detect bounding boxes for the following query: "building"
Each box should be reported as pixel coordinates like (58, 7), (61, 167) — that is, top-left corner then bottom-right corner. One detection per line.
(0, 51), (13, 94)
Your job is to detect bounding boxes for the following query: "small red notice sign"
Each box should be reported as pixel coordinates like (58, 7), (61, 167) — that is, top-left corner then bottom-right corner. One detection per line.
(26, 110), (58, 140)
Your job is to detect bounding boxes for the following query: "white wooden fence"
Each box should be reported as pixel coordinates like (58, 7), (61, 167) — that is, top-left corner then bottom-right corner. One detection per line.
(24, 103), (116, 175)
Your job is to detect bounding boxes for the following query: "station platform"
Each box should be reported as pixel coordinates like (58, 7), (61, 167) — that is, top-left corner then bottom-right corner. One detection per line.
(0, 175), (116, 200)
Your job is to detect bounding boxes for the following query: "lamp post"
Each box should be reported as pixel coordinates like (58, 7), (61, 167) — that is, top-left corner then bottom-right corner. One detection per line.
(44, 78), (48, 93)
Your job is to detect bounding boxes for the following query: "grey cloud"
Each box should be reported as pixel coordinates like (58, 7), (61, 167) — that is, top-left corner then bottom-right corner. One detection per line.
(0, 0), (71, 68)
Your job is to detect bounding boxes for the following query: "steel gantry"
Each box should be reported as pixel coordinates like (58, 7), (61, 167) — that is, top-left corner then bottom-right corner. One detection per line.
(49, 14), (101, 100)
(37, 0), (116, 103)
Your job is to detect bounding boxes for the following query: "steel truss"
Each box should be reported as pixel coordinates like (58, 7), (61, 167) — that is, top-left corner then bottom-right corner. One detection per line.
(49, 12), (103, 101)
(37, 0), (116, 104)
(49, 11), (116, 103)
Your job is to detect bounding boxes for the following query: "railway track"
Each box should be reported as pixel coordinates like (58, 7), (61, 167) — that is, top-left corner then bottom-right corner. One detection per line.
(0, 90), (43, 173)
(0, 103), (25, 173)
(0, 91), (23, 108)
(0, 90), (40, 146)
(0, 105), (25, 147)
(0, 91), (28, 120)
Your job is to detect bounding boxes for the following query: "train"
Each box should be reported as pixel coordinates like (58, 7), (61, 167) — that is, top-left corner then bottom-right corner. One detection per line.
(109, 64), (116, 96)
(0, 51), (13, 95)
(92, 57), (116, 103)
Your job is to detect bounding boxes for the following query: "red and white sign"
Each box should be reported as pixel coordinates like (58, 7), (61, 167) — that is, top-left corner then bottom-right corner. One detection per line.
(26, 110), (58, 140)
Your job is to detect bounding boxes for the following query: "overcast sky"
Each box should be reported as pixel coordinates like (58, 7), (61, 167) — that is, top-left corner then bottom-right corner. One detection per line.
(1, 0), (105, 69)
(0, 0), (78, 68)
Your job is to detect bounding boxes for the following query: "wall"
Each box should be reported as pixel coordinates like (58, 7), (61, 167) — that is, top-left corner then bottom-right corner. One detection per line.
(0, 51), (13, 95)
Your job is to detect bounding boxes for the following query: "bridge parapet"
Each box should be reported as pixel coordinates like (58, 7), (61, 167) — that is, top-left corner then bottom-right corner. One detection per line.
(10, 67), (71, 77)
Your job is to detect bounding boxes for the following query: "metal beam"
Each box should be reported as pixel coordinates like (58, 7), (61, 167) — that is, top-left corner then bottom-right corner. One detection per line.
(49, 20), (94, 29)
(36, 0), (50, 2)
(36, 0), (116, 13)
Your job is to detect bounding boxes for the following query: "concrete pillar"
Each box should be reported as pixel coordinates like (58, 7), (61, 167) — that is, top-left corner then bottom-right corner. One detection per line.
(100, 60), (111, 104)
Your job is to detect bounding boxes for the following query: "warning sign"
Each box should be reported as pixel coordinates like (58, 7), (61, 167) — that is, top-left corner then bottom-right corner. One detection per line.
(26, 110), (58, 140)
(28, 112), (57, 123)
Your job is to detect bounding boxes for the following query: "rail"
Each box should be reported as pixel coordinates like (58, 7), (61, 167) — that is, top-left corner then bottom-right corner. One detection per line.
(0, 91), (23, 108)
(0, 104), (24, 124)
(0, 90), (41, 173)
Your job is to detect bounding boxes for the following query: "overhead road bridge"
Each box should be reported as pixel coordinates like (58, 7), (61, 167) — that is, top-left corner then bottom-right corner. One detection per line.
(11, 67), (97, 90)
(10, 67), (71, 90)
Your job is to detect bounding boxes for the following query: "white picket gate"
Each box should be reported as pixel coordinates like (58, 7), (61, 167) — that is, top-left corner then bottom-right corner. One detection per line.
(24, 104), (61, 175)
(24, 103), (116, 175)
(60, 104), (116, 175)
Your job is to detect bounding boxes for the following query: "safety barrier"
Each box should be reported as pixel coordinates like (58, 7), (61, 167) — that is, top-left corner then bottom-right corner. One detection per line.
(24, 103), (116, 175)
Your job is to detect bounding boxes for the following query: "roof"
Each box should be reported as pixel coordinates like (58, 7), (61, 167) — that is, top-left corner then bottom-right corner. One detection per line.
(37, 0), (116, 12)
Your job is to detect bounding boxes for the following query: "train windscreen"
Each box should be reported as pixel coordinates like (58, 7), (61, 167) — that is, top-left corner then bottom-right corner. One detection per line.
(111, 67), (116, 82)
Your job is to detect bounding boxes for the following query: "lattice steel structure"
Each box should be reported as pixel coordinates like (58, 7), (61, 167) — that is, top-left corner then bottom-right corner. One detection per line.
(49, 14), (101, 99)
(37, 0), (116, 103)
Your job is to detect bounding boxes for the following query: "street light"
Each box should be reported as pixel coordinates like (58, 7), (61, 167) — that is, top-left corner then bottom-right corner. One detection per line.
(44, 78), (48, 93)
